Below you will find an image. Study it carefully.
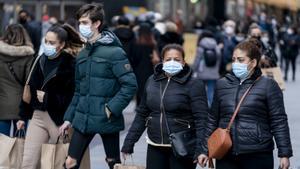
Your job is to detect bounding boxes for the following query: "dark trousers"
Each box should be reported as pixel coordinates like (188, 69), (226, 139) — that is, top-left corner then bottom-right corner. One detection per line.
(68, 129), (121, 169)
(216, 152), (274, 169)
(146, 144), (196, 169)
(285, 54), (298, 81)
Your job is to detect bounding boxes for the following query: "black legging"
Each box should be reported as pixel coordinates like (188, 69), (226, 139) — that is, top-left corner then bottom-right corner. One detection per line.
(146, 144), (196, 169)
(216, 151), (274, 169)
(68, 129), (121, 169)
(285, 54), (298, 81)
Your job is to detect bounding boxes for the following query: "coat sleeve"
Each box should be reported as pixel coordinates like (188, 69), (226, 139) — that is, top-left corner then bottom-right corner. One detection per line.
(202, 81), (221, 156)
(28, 61), (46, 112)
(121, 79), (151, 154)
(106, 48), (137, 117)
(63, 60), (80, 122)
(267, 79), (293, 158)
(189, 79), (209, 159)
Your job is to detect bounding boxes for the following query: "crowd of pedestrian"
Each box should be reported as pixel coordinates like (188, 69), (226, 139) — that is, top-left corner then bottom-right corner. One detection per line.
(0, 2), (296, 169)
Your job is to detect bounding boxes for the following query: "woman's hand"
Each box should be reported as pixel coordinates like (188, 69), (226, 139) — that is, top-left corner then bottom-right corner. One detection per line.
(279, 157), (290, 169)
(37, 90), (45, 103)
(59, 121), (71, 136)
(16, 120), (25, 130)
(197, 154), (209, 168)
(121, 152), (131, 161)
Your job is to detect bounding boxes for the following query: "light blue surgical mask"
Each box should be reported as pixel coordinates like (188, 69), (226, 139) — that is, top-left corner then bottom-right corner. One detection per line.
(79, 24), (93, 39)
(232, 62), (249, 80)
(163, 60), (183, 76)
(44, 44), (57, 58)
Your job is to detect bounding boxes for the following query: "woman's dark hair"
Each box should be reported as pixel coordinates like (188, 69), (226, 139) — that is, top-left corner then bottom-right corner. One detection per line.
(137, 22), (156, 47)
(234, 38), (262, 65)
(47, 24), (84, 49)
(161, 44), (185, 59)
(2, 24), (32, 46)
(76, 3), (105, 32)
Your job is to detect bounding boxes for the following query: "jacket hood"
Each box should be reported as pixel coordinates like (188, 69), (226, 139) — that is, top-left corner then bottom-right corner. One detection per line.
(114, 27), (135, 41)
(225, 67), (262, 83)
(153, 63), (192, 84)
(94, 29), (122, 47)
(199, 37), (217, 50)
(0, 41), (34, 57)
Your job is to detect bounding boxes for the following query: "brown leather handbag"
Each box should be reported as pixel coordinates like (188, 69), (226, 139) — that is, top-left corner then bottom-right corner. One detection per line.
(207, 77), (260, 168)
(23, 55), (41, 103)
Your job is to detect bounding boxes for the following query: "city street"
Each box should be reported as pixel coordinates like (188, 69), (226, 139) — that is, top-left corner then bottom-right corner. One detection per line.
(89, 61), (300, 169)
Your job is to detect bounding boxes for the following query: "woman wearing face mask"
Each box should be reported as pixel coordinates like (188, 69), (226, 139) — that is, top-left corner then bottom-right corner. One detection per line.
(17, 24), (84, 169)
(121, 44), (209, 169)
(197, 39), (293, 169)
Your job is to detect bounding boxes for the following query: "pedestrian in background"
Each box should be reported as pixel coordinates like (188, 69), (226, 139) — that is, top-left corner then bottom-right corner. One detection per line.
(193, 31), (221, 107)
(198, 39), (292, 169)
(113, 15), (135, 66)
(131, 22), (159, 105)
(17, 24), (84, 169)
(122, 44), (208, 169)
(59, 4), (137, 169)
(0, 24), (34, 136)
(283, 26), (299, 81)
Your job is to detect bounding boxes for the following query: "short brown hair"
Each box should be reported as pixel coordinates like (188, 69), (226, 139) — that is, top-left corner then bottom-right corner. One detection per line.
(161, 44), (185, 59)
(234, 39), (262, 66)
(76, 3), (105, 32)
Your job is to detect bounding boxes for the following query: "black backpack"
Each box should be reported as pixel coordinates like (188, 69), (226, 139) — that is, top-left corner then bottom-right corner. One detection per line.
(203, 48), (217, 67)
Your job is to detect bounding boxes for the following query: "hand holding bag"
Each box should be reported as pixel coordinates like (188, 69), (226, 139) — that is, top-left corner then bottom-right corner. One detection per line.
(207, 77), (260, 168)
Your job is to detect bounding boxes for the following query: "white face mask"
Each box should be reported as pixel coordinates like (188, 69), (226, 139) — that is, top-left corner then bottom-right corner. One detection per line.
(261, 36), (269, 43)
(287, 29), (294, 35)
(162, 60), (183, 76)
(79, 24), (93, 39)
(225, 26), (234, 35)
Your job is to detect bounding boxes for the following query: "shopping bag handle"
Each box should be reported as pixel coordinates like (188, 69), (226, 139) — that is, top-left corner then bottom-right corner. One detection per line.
(15, 129), (26, 138)
(56, 131), (69, 144)
(123, 155), (134, 166)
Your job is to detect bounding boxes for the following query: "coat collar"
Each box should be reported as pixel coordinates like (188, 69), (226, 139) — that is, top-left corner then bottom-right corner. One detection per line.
(0, 41), (34, 57)
(153, 63), (192, 84)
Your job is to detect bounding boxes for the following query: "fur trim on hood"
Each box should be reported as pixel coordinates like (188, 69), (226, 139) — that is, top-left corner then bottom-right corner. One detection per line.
(0, 41), (34, 57)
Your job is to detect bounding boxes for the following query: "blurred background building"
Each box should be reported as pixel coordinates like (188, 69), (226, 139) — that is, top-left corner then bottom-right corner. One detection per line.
(0, 0), (300, 34)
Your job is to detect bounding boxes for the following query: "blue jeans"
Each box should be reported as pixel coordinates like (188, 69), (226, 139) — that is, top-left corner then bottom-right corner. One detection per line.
(204, 80), (216, 108)
(0, 120), (26, 136)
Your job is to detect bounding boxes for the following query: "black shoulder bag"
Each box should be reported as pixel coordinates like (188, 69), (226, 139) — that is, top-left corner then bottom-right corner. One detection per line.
(160, 79), (196, 159)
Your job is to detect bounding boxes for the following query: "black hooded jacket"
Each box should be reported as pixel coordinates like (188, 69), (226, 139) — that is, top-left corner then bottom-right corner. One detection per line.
(201, 68), (293, 158)
(121, 64), (208, 155)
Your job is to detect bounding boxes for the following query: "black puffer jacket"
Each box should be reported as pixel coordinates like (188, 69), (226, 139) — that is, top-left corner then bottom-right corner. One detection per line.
(19, 51), (75, 126)
(201, 68), (293, 158)
(122, 64), (208, 155)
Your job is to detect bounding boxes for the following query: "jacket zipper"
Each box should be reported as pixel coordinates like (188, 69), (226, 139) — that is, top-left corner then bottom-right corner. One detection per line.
(233, 81), (243, 155)
(160, 77), (171, 144)
(41, 74), (57, 90)
(174, 118), (191, 128)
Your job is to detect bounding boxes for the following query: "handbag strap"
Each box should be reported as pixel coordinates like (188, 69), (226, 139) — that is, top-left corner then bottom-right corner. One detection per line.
(25, 54), (42, 85)
(160, 78), (172, 135)
(226, 77), (261, 131)
(6, 61), (24, 86)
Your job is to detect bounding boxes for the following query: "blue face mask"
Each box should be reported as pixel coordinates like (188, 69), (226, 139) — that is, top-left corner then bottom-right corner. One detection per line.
(79, 24), (93, 39)
(44, 44), (57, 58)
(163, 60), (183, 76)
(232, 63), (249, 80)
